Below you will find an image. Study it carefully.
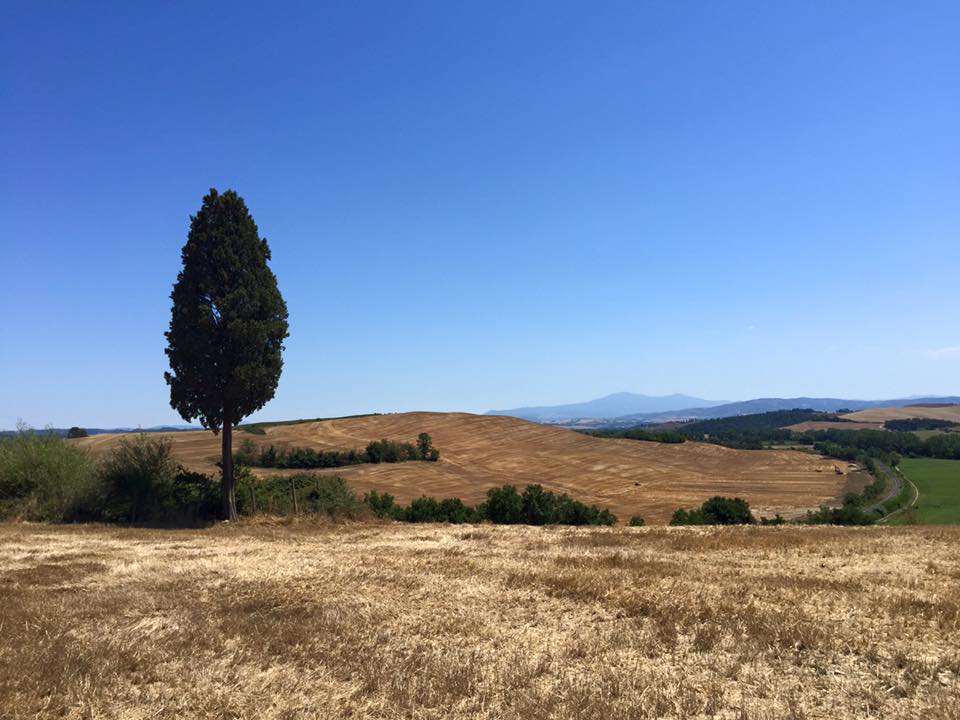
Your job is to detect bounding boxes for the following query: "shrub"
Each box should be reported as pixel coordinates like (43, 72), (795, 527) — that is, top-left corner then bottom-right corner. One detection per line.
(236, 472), (364, 519)
(0, 428), (100, 521)
(239, 424), (267, 435)
(242, 434), (439, 469)
(485, 484), (523, 524)
(67, 426), (89, 438)
(99, 434), (178, 523)
(364, 490), (399, 519)
(628, 515), (645, 527)
(804, 504), (875, 526)
(671, 496), (756, 525)
(169, 468), (221, 521)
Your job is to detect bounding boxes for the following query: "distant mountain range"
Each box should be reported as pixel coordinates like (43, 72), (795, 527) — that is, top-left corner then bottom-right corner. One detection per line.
(487, 394), (960, 427)
(486, 392), (728, 422)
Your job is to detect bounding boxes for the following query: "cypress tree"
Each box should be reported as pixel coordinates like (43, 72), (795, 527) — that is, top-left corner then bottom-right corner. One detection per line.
(164, 189), (288, 520)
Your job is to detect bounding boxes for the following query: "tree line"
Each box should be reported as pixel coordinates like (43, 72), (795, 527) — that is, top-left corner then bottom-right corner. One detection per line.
(0, 431), (616, 526)
(235, 433), (439, 469)
(365, 484), (617, 526)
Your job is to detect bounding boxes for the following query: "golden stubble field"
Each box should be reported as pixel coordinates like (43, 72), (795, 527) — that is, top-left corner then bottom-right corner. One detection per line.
(1, 522), (958, 719)
(75, 412), (861, 523)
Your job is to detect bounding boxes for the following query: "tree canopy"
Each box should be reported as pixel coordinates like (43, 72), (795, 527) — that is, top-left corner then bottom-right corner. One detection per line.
(164, 189), (288, 519)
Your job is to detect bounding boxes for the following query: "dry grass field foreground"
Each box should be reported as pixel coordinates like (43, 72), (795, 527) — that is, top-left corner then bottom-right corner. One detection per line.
(75, 412), (860, 523)
(2, 522), (959, 719)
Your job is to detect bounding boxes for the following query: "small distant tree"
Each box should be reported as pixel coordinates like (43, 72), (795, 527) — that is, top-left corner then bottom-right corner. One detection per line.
(417, 432), (434, 460)
(67, 427), (88, 439)
(164, 189), (289, 520)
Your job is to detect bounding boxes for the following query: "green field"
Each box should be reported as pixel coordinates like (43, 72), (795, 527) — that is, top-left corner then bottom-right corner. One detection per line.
(898, 458), (960, 524)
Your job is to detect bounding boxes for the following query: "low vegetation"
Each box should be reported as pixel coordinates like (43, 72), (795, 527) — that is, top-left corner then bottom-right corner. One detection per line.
(365, 484), (617, 526)
(585, 427), (686, 443)
(0, 427), (100, 521)
(235, 433), (440, 469)
(884, 418), (959, 432)
(895, 459), (960, 524)
(669, 496), (784, 526)
(673, 409), (846, 449)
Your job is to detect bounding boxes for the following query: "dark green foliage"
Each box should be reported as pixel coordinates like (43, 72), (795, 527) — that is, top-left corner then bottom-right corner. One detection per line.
(240, 435), (440, 469)
(366, 438), (420, 463)
(0, 429), (100, 521)
(168, 468), (221, 520)
(67, 427), (88, 439)
(672, 410), (841, 449)
(759, 514), (786, 525)
(804, 504), (876, 525)
(884, 418), (959, 432)
(364, 490), (399, 519)
(164, 188), (289, 520)
(164, 188), (289, 432)
(235, 472), (363, 518)
(371, 484), (617, 526)
(99, 434), (179, 523)
(670, 496), (757, 525)
(398, 496), (481, 523)
(238, 425), (267, 435)
(810, 427), (960, 461)
(587, 428), (686, 443)
(485, 484), (523, 524)
(417, 432), (436, 459)
(628, 515), (645, 527)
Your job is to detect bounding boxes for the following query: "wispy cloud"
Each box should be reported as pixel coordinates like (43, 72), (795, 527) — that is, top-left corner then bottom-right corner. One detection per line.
(926, 346), (960, 358)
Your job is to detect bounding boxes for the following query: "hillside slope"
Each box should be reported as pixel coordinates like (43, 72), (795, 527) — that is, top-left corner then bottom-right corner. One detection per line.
(841, 405), (960, 424)
(76, 412), (859, 523)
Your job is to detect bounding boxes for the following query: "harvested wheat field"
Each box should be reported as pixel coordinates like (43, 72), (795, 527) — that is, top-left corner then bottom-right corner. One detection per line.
(841, 405), (960, 424)
(75, 413), (859, 523)
(1, 522), (959, 719)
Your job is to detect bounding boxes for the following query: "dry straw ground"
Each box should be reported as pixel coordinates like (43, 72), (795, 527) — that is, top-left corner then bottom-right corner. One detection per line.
(2, 521), (959, 719)
(75, 412), (860, 523)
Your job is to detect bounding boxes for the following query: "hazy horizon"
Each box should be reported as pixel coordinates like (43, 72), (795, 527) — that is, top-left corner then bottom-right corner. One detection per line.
(9, 389), (960, 431)
(3, 3), (958, 428)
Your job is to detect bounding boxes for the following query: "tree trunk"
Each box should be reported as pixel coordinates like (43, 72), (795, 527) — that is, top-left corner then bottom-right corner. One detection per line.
(221, 420), (238, 521)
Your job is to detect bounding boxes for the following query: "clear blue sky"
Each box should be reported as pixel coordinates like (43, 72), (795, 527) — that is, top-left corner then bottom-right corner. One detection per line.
(2, 2), (958, 428)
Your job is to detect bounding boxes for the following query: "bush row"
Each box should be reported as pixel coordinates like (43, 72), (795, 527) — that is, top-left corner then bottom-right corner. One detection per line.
(365, 484), (618, 526)
(235, 433), (439, 469)
(669, 496), (784, 526)
(0, 431), (218, 523)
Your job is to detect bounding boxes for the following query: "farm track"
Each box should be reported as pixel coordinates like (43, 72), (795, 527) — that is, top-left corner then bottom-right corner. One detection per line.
(867, 462), (903, 513)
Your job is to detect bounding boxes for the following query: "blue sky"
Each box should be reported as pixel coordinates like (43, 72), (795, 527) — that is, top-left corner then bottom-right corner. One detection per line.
(2, 2), (958, 428)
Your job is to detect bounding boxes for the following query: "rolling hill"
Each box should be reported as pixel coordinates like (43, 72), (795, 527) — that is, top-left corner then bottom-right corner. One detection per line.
(488, 393), (960, 427)
(75, 412), (860, 524)
(841, 404), (960, 424)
